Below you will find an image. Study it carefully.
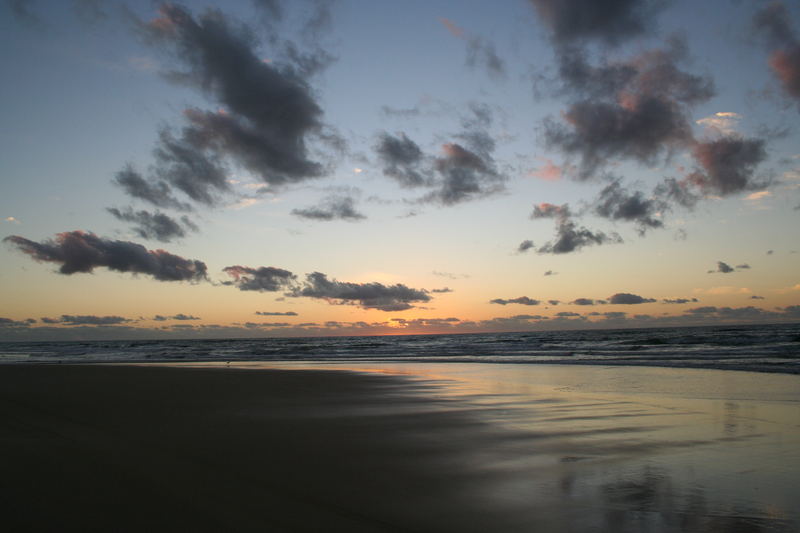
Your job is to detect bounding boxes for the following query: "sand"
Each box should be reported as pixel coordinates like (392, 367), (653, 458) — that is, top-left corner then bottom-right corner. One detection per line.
(1, 363), (798, 532)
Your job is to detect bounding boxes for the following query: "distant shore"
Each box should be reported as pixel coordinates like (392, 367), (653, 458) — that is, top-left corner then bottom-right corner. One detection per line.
(2, 363), (798, 532)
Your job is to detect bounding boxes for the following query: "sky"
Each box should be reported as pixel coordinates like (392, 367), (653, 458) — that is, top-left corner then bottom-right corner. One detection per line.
(1, 0), (799, 341)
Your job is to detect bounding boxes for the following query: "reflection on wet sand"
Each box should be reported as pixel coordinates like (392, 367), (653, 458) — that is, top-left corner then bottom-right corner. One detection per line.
(2, 363), (797, 532)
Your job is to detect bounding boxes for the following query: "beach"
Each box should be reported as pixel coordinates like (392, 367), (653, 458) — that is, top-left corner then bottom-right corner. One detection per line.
(1, 363), (798, 532)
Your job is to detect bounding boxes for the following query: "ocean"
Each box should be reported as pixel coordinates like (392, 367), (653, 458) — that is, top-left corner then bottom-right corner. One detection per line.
(2, 322), (799, 373)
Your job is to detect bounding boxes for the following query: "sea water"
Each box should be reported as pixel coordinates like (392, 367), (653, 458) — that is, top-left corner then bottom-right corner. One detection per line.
(1, 322), (799, 373)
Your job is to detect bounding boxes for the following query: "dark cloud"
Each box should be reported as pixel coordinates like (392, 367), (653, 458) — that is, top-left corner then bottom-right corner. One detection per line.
(548, 299), (560, 305)
(291, 194), (366, 221)
(662, 298), (698, 304)
(556, 311), (580, 317)
(688, 136), (768, 196)
(532, 203), (622, 254)
(377, 106), (504, 206)
(255, 311), (298, 316)
(736, 264), (751, 270)
(608, 292), (656, 304)
(107, 207), (197, 242)
(7, 0), (42, 25)
(545, 41), (714, 180)
(753, 1), (800, 103)
(653, 177), (700, 210)
(4, 231), (208, 282)
(301, 0), (335, 40)
(529, 0), (663, 46)
(430, 287), (453, 293)
(72, 0), (107, 24)
(173, 313), (200, 320)
(50, 315), (132, 326)
(750, 295), (765, 300)
(112, 165), (191, 211)
(708, 261), (734, 274)
(439, 17), (505, 79)
(783, 305), (800, 317)
(375, 132), (431, 188)
(288, 272), (430, 311)
(0, 317), (34, 328)
(572, 298), (596, 306)
(426, 142), (504, 205)
(517, 239), (535, 253)
(489, 296), (541, 306)
(466, 37), (506, 79)
(152, 126), (230, 205)
(687, 306), (718, 314)
(251, 0), (282, 21)
(544, 270), (557, 276)
(138, 4), (327, 191)
(594, 179), (664, 234)
(223, 265), (296, 291)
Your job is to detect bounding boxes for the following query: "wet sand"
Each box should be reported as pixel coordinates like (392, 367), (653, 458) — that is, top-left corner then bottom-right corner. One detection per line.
(1, 363), (798, 532)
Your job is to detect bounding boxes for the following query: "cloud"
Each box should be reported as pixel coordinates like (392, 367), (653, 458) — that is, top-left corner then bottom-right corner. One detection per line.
(745, 191), (771, 201)
(465, 37), (506, 79)
(375, 132), (432, 188)
(706, 261), (751, 274)
(7, 0), (43, 26)
(489, 296), (541, 306)
(430, 287), (453, 293)
(439, 17), (464, 38)
(529, 159), (565, 181)
(292, 194), (366, 221)
(528, 0), (663, 47)
(255, 311), (298, 316)
(151, 126), (231, 206)
(288, 272), (431, 311)
(593, 179), (664, 234)
(152, 314), (199, 321)
(222, 265), (296, 291)
(556, 311), (581, 317)
(750, 295), (765, 300)
(696, 112), (742, 136)
(532, 203), (622, 254)
(662, 298), (698, 304)
(608, 292), (656, 304)
(4, 216), (21, 224)
(112, 164), (191, 211)
(72, 0), (108, 24)
(439, 17), (505, 78)
(517, 239), (535, 253)
(45, 315), (133, 326)
(4, 231), (208, 282)
(107, 207), (197, 242)
(544, 270), (557, 276)
(694, 286), (752, 296)
(377, 106), (505, 205)
(753, 2), (800, 104)
(544, 40), (714, 180)
(653, 177), (700, 210)
(0, 317), (35, 328)
(425, 142), (504, 205)
(688, 136), (768, 196)
(572, 298), (596, 305)
(432, 270), (468, 279)
(708, 261), (734, 274)
(136, 4), (328, 195)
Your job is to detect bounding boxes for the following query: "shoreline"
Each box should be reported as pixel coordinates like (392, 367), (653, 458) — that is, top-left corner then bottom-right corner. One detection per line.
(2, 363), (798, 531)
